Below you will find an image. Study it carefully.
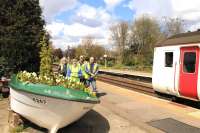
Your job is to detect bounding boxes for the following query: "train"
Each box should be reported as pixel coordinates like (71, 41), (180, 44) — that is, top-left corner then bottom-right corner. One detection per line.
(152, 30), (200, 101)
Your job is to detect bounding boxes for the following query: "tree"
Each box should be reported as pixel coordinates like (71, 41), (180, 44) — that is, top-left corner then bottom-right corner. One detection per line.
(129, 15), (162, 65)
(80, 36), (95, 58)
(162, 17), (185, 37)
(75, 36), (105, 59)
(0, 57), (9, 77)
(0, 0), (45, 73)
(90, 44), (105, 59)
(110, 21), (129, 64)
(52, 48), (63, 62)
(63, 46), (76, 59)
(39, 33), (53, 76)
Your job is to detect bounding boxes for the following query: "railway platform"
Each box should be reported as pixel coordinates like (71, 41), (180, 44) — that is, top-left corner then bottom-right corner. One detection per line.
(1, 81), (200, 132)
(100, 69), (152, 78)
(97, 81), (200, 133)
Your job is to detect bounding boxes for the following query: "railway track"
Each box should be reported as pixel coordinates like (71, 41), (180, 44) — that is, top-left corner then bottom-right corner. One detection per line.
(98, 74), (155, 96)
(98, 73), (200, 109)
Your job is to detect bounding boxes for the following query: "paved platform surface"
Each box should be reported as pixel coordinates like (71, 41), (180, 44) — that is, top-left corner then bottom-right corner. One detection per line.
(97, 81), (200, 132)
(100, 69), (152, 78)
(0, 99), (9, 133)
(1, 81), (200, 132)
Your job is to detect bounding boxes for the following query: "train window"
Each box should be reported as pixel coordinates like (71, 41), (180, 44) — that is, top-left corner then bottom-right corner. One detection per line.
(183, 52), (196, 73)
(165, 52), (173, 67)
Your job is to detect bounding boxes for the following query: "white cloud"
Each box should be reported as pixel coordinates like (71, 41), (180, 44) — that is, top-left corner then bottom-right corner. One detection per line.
(126, 0), (172, 18)
(171, 0), (200, 13)
(46, 22), (65, 38)
(73, 4), (112, 27)
(171, 0), (200, 21)
(63, 23), (104, 38)
(45, 4), (113, 49)
(51, 37), (71, 49)
(46, 24), (111, 49)
(46, 21), (111, 49)
(126, 0), (200, 31)
(77, 4), (97, 20)
(39, 0), (77, 21)
(104, 0), (124, 10)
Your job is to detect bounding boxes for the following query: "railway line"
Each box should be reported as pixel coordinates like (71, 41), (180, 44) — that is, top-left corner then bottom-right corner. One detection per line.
(98, 74), (154, 96)
(98, 71), (200, 109)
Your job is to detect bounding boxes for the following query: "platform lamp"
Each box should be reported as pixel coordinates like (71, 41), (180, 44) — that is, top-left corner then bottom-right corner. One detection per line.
(104, 54), (108, 68)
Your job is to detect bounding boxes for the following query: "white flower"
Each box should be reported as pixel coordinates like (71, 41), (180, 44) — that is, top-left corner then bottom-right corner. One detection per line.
(27, 73), (31, 78)
(32, 72), (37, 77)
(23, 71), (27, 73)
(44, 75), (47, 79)
(56, 79), (61, 83)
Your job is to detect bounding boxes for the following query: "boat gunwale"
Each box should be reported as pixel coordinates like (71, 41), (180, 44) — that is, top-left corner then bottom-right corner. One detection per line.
(10, 87), (100, 104)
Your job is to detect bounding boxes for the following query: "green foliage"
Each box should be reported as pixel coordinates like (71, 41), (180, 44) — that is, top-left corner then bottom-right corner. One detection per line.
(39, 33), (53, 76)
(129, 15), (161, 65)
(0, 0), (45, 73)
(0, 57), (8, 77)
(10, 125), (24, 133)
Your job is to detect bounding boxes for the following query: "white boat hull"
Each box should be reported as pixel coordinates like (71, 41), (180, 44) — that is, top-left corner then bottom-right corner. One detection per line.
(10, 88), (95, 133)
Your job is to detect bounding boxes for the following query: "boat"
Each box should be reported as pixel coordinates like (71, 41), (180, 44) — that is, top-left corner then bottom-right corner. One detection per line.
(9, 76), (100, 133)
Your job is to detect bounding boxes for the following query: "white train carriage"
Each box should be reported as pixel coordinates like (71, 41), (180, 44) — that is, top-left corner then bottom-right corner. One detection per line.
(152, 31), (200, 101)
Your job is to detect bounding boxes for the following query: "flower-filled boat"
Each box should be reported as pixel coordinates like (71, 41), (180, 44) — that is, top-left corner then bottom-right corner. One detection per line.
(9, 71), (100, 133)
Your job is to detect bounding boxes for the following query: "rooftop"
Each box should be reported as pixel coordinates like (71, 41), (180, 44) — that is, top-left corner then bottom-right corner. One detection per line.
(156, 30), (200, 47)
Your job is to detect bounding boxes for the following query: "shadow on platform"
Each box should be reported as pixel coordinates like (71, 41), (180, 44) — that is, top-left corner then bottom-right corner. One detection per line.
(97, 92), (107, 98)
(23, 110), (110, 133)
(58, 110), (110, 133)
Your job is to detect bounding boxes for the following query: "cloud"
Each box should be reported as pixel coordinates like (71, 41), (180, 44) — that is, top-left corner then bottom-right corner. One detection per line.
(46, 22), (65, 38)
(63, 23), (104, 38)
(72, 4), (112, 27)
(126, 0), (200, 31)
(45, 4), (113, 49)
(171, 0), (200, 22)
(39, 0), (77, 22)
(126, 0), (172, 18)
(46, 21), (111, 49)
(104, 0), (125, 10)
(72, 4), (102, 27)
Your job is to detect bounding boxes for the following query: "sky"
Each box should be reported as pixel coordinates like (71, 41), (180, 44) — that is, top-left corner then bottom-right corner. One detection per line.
(39, 0), (200, 50)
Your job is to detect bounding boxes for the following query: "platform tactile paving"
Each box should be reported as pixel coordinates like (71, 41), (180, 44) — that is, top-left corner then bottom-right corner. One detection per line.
(148, 118), (200, 133)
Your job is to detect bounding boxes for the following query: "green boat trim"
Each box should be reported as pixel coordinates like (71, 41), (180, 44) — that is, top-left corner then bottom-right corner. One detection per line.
(9, 75), (100, 104)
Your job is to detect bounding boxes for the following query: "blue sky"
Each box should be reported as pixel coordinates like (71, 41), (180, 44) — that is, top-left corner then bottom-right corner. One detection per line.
(39, 0), (200, 49)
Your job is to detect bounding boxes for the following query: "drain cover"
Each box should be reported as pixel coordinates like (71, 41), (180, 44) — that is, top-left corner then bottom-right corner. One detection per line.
(148, 118), (200, 133)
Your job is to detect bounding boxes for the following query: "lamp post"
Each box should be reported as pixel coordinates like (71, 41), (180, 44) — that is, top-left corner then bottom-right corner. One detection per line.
(104, 54), (108, 68)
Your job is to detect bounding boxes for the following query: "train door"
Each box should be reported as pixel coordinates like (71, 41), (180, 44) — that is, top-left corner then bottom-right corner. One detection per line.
(179, 47), (199, 99)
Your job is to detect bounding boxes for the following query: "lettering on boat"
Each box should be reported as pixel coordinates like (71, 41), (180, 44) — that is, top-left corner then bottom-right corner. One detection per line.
(32, 97), (47, 104)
